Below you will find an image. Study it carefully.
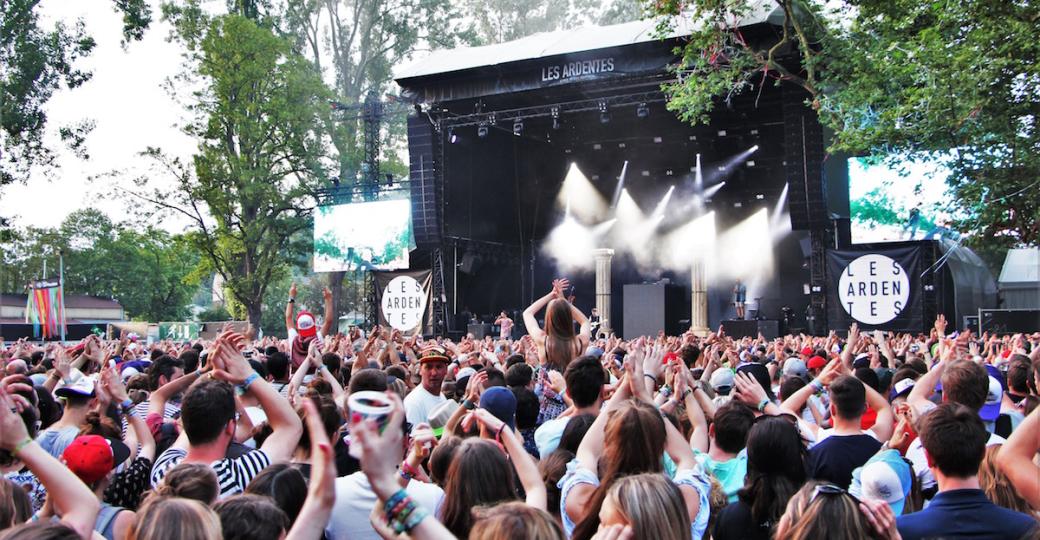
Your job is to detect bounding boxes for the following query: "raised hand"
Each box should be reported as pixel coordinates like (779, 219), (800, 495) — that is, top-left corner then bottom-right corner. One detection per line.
(289, 283), (298, 299)
(934, 314), (948, 337)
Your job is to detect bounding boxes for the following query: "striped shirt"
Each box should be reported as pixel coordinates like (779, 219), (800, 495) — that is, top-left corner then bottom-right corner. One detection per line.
(150, 447), (271, 500)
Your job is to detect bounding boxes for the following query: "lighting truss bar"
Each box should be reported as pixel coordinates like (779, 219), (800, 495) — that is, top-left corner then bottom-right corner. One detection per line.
(315, 182), (412, 206)
(437, 90), (668, 128)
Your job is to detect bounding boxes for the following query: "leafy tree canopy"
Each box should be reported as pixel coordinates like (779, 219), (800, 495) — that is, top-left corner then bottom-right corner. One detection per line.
(647, 0), (1040, 255)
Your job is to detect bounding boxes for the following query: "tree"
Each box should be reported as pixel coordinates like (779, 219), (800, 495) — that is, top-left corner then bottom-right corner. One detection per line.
(0, 209), (199, 321)
(133, 12), (330, 329)
(646, 0), (1040, 256)
(0, 0), (152, 187)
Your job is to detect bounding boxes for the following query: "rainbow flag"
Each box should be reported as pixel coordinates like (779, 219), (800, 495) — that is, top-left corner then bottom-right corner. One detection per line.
(25, 278), (65, 340)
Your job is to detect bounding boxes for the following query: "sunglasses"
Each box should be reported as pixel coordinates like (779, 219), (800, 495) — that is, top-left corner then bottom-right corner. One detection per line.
(809, 483), (861, 506)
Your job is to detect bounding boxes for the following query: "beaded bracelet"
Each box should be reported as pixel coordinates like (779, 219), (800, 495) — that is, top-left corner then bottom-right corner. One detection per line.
(400, 505), (429, 533)
(382, 489), (408, 516)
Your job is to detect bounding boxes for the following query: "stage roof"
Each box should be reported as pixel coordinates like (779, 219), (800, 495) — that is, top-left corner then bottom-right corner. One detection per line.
(393, 1), (781, 82)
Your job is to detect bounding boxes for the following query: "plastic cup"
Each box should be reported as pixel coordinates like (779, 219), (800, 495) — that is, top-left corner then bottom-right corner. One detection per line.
(347, 391), (394, 458)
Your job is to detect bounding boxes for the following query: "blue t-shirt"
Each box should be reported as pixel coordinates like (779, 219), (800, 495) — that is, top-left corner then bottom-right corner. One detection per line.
(807, 433), (881, 489)
(896, 489), (1036, 540)
(694, 449), (747, 503)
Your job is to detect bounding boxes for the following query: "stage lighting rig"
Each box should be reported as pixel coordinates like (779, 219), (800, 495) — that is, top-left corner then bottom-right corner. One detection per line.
(636, 102), (649, 118)
(448, 128), (458, 144)
(477, 122), (489, 138)
(599, 101), (610, 124)
(513, 118), (524, 136)
(551, 106), (561, 130)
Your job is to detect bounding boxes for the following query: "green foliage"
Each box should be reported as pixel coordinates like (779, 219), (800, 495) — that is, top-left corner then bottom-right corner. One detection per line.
(0, 209), (200, 322)
(644, 0), (1040, 250)
(0, 0), (150, 186)
(137, 12), (329, 328)
(196, 305), (231, 322)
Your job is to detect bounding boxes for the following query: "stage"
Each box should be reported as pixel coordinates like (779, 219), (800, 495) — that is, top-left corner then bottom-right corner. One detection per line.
(391, 15), (994, 337)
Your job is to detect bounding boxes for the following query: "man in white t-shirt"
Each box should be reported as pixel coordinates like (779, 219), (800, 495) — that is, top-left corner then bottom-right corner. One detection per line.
(325, 470), (444, 539)
(904, 356), (1003, 495)
(403, 346), (449, 426)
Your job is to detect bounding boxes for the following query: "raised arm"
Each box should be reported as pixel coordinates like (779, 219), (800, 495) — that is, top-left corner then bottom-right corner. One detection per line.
(522, 291), (554, 342)
(103, 368), (157, 462)
(285, 283), (297, 335)
(212, 334), (303, 462)
(996, 407), (1040, 510)
(864, 381), (894, 442)
(286, 400), (336, 540)
(468, 408), (546, 510)
(0, 387), (99, 539)
(320, 287), (335, 336)
(841, 323), (860, 373)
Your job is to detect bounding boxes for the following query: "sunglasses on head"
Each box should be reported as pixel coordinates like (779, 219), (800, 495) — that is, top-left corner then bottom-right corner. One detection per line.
(809, 483), (861, 506)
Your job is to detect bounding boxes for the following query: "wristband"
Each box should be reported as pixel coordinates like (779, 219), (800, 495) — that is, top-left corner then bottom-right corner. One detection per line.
(288, 297), (296, 304)
(120, 398), (134, 410)
(12, 437), (33, 456)
(461, 399), (476, 410)
(810, 378), (825, 394)
(238, 372), (260, 393)
(682, 388), (693, 400)
(757, 398), (770, 412)
(644, 373), (657, 383)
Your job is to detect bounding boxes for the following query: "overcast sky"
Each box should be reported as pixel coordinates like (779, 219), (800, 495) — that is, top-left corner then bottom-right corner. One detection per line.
(2, 0), (195, 232)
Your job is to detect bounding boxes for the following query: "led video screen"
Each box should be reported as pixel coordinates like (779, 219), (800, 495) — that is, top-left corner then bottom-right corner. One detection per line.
(313, 199), (413, 272)
(849, 156), (959, 244)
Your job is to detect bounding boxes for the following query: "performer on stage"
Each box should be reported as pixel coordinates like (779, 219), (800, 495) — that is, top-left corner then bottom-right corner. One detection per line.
(495, 311), (514, 340)
(733, 279), (747, 320)
(589, 307), (602, 337)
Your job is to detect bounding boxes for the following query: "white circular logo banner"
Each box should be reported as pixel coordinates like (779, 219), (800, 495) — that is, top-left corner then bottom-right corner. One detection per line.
(381, 276), (427, 332)
(837, 254), (910, 325)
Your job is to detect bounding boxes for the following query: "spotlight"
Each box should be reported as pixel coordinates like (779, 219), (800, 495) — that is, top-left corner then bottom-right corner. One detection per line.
(488, 113), (497, 126)
(477, 123), (488, 138)
(551, 107), (561, 130)
(552, 117), (561, 130)
(513, 118), (524, 136)
(636, 102), (649, 118)
(599, 101), (610, 124)
(448, 128), (458, 144)
(755, 194), (765, 200)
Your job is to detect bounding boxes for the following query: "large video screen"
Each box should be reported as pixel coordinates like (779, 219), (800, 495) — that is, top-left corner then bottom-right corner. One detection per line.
(313, 199), (413, 272)
(849, 156), (958, 244)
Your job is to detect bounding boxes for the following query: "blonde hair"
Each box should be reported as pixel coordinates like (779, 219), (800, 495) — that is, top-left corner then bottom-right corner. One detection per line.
(775, 482), (870, 540)
(469, 502), (565, 540)
(129, 496), (222, 540)
(979, 445), (1035, 515)
(604, 474), (691, 540)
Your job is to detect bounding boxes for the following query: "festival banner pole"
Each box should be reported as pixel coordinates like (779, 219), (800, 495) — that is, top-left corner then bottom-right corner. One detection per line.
(59, 252), (66, 343)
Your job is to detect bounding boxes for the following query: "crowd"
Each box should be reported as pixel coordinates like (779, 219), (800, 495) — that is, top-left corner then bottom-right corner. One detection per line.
(1, 277), (1039, 540)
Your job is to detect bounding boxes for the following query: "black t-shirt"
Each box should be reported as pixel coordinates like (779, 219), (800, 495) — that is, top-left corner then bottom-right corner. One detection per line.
(807, 433), (882, 488)
(713, 500), (771, 540)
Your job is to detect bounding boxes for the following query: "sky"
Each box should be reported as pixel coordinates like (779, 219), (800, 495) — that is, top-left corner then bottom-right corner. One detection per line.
(2, 0), (196, 232)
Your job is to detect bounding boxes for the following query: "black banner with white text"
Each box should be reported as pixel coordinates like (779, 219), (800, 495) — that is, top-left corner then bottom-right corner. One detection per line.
(373, 270), (433, 336)
(826, 246), (923, 332)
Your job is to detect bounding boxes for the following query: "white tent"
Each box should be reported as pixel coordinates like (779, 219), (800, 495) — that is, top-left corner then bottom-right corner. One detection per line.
(998, 248), (1040, 309)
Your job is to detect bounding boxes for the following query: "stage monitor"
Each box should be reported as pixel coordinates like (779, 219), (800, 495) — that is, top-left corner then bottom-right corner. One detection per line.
(313, 199), (413, 272)
(848, 155), (958, 244)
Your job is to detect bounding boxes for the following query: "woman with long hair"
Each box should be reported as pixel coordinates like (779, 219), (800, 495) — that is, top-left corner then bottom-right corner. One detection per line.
(469, 502), (565, 540)
(979, 445), (1036, 516)
(563, 344), (710, 540)
(713, 414), (807, 540)
(439, 408), (546, 539)
(596, 473), (692, 540)
(775, 481), (901, 540)
(127, 496), (222, 540)
(523, 278), (591, 373)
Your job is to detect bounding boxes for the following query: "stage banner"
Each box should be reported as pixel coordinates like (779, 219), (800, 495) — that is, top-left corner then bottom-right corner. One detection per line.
(373, 270), (433, 336)
(25, 277), (65, 340)
(826, 246), (922, 332)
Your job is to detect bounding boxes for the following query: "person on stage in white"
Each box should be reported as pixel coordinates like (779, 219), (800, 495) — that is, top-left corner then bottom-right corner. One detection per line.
(495, 311), (514, 340)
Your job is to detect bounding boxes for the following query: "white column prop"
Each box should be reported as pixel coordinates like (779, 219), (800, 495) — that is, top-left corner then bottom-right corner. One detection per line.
(593, 248), (614, 337)
(691, 260), (710, 336)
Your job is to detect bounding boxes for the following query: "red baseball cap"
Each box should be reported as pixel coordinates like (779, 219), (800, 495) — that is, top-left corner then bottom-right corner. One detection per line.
(807, 355), (828, 370)
(801, 347), (814, 357)
(62, 435), (131, 485)
(296, 311), (317, 338)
